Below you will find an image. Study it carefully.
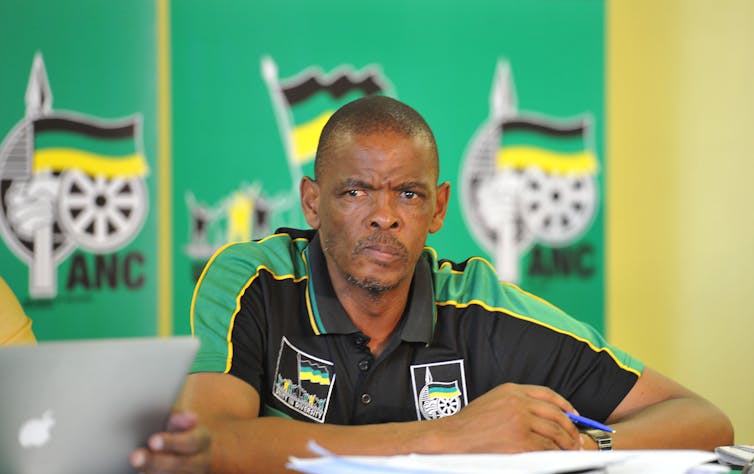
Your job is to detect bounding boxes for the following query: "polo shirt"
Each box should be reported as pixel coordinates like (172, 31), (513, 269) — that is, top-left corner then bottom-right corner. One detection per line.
(190, 228), (643, 425)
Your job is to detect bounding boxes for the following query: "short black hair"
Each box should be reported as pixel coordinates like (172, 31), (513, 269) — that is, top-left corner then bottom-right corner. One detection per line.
(314, 96), (439, 180)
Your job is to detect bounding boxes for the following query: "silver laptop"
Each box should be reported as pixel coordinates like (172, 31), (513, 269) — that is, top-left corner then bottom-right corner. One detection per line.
(0, 336), (199, 474)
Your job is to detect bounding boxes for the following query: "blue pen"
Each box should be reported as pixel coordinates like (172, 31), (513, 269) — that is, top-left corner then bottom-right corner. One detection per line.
(566, 412), (615, 433)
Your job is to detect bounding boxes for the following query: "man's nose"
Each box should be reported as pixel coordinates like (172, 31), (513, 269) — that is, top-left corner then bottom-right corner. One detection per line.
(369, 193), (400, 230)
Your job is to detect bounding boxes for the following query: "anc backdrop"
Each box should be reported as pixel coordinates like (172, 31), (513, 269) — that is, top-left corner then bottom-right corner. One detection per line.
(0, 0), (606, 339)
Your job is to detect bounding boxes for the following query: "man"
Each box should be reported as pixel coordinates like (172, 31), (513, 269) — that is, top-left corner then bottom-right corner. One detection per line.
(131, 96), (732, 473)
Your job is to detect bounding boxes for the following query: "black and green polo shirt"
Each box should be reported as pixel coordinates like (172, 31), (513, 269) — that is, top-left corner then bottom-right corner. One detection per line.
(190, 228), (643, 424)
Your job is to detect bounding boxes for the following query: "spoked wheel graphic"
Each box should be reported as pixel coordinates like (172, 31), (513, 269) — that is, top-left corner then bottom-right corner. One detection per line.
(518, 167), (596, 246)
(435, 397), (461, 417)
(57, 170), (147, 253)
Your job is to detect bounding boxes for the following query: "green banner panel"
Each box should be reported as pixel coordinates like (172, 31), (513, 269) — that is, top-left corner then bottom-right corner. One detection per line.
(171, 0), (606, 334)
(0, 0), (605, 341)
(0, 0), (158, 339)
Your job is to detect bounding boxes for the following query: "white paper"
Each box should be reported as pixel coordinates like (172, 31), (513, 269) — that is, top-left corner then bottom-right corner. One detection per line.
(287, 443), (719, 474)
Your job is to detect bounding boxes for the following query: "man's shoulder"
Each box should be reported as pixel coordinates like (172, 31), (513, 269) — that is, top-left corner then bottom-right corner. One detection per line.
(424, 247), (571, 324)
(203, 228), (314, 281)
(423, 247), (501, 300)
(423, 248), (638, 369)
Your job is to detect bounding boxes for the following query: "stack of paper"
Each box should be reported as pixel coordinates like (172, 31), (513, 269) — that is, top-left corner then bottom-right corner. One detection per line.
(715, 445), (754, 468)
(287, 442), (720, 474)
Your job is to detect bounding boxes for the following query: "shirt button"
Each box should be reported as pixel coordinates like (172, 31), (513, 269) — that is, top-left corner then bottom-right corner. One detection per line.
(358, 359), (371, 371)
(361, 393), (372, 405)
(353, 334), (368, 346)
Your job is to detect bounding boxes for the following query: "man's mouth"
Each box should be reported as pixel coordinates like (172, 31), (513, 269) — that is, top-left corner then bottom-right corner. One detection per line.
(355, 234), (408, 262)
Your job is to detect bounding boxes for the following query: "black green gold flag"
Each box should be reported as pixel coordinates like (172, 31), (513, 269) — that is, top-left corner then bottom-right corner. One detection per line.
(262, 56), (392, 184)
(497, 119), (598, 176)
(33, 117), (147, 179)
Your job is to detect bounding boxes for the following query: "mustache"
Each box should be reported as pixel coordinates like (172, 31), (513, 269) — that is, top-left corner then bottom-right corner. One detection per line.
(353, 233), (408, 259)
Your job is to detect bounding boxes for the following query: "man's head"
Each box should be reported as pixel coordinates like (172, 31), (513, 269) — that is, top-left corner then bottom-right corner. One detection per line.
(301, 96), (449, 298)
(314, 96), (440, 182)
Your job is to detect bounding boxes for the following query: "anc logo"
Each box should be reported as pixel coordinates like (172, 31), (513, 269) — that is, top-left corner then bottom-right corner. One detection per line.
(459, 59), (599, 283)
(0, 53), (149, 298)
(273, 337), (336, 423)
(183, 57), (394, 270)
(410, 359), (468, 421)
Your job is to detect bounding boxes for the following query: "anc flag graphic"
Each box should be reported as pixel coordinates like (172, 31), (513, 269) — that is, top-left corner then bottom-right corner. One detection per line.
(299, 359), (331, 386)
(427, 381), (461, 400)
(496, 118), (598, 176)
(282, 70), (385, 166)
(263, 56), (390, 183)
(32, 117), (148, 178)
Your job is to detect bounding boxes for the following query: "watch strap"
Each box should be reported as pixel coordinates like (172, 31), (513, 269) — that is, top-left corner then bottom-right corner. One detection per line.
(584, 429), (613, 451)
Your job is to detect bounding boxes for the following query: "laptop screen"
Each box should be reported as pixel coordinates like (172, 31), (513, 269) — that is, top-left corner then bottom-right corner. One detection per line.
(0, 336), (199, 474)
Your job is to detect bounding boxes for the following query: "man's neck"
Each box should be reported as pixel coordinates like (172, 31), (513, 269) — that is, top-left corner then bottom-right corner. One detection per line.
(331, 279), (411, 357)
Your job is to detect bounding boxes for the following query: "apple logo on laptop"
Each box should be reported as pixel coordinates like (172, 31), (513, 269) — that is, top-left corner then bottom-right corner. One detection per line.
(18, 410), (56, 448)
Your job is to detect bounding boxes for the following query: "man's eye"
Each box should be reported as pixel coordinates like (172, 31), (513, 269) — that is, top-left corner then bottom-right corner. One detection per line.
(401, 191), (418, 199)
(345, 189), (362, 197)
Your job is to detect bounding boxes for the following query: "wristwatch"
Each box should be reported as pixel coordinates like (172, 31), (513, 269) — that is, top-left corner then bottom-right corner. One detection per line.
(584, 429), (613, 451)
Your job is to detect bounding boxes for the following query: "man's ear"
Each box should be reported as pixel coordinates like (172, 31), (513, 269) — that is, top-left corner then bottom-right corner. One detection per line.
(300, 177), (321, 229)
(429, 181), (450, 234)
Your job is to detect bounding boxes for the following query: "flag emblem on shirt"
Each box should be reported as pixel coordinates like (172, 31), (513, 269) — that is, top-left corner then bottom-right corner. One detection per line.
(427, 382), (462, 400)
(410, 359), (468, 421)
(272, 337), (336, 423)
(299, 359), (331, 386)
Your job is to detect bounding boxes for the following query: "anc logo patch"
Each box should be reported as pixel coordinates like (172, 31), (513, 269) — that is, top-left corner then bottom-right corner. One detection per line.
(272, 337), (336, 423)
(410, 359), (468, 420)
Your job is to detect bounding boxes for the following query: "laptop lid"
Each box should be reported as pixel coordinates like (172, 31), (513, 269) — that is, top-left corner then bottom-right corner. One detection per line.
(0, 336), (199, 474)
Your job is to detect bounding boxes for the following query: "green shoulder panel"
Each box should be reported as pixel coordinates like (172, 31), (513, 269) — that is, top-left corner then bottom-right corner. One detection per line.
(425, 248), (644, 375)
(190, 232), (311, 373)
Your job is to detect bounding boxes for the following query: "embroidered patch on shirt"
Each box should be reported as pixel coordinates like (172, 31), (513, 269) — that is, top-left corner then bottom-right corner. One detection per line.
(410, 359), (468, 420)
(272, 337), (336, 423)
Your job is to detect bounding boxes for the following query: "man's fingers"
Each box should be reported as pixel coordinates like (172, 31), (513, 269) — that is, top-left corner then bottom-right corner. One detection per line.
(130, 447), (149, 471)
(524, 400), (581, 450)
(150, 426), (210, 456)
(129, 413), (211, 473)
(166, 412), (199, 432)
(529, 416), (581, 450)
(488, 384), (581, 451)
(132, 450), (210, 474)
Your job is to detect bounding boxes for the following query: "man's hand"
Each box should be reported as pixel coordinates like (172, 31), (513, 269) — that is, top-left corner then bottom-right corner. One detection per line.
(130, 412), (211, 473)
(435, 383), (583, 453)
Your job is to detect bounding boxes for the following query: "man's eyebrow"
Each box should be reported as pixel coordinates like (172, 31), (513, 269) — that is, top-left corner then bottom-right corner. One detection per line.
(334, 179), (432, 191)
(336, 178), (374, 189)
(396, 181), (431, 191)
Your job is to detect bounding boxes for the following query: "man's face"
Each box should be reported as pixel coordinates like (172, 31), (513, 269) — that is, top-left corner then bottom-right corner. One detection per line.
(302, 131), (449, 295)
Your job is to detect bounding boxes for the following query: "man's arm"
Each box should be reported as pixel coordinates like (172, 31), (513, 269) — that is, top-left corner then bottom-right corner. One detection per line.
(132, 372), (583, 473)
(580, 366), (733, 450)
(131, 367), (734, 472)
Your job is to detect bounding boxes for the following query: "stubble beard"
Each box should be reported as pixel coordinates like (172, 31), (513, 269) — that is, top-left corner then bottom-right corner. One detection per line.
(323, 233), (409, 301)
(344, 273), (400, 301)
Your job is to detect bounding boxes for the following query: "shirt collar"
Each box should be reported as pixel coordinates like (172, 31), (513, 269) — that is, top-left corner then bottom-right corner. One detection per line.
(305, 232), (435, 343)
